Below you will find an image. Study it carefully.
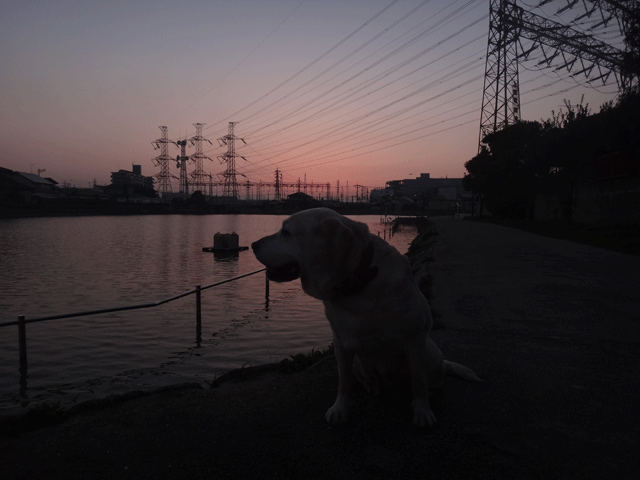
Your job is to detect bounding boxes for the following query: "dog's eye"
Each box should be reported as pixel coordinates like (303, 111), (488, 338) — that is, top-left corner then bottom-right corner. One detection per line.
(281, 229), (292, 238)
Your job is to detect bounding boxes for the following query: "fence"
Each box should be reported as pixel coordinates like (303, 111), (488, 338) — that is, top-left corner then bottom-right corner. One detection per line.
(0, 268), (268, 379)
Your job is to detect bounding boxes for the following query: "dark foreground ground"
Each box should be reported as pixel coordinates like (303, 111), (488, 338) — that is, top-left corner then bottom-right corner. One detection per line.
(2, 217), (639, 479)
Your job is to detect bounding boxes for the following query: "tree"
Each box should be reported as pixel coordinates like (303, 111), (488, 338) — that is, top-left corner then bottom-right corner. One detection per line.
(469, 121), (547, 218)
(463, 146), (493, 216)
(464, 88), (639, 222)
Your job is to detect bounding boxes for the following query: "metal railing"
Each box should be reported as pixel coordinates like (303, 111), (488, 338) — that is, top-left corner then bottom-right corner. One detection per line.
(0, 268), (268, 378)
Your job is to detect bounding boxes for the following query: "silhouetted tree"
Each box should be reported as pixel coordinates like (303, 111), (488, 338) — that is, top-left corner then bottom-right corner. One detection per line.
(463, 146), (493, 217)
(464, 89), (640, 222)
(539, 96), (598, 221)
(468, 121), (547, 218)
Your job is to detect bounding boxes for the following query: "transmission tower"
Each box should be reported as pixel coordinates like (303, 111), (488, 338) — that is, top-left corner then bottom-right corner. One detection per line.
(152, 126), (175, 195)
(479, 0), (629, 151)
(175, 139), (189, 197)
(188, 123), (213, 194)
(274, 168), (283, 201)
(217, 122), (247, 200)
(540, 0), (635, 33)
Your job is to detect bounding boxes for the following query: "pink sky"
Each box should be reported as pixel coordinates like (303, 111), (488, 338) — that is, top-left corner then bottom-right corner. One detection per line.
(0, 0), (623, 191)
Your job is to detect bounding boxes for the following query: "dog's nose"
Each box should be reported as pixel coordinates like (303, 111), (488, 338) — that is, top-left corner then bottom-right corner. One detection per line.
(251, 240), (259, 251)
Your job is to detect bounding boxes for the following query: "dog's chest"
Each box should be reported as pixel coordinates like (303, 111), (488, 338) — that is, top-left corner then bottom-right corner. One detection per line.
(323, 302), (405, 354)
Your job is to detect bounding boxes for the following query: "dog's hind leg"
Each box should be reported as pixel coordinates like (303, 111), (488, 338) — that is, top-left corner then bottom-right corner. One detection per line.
(424, 336), (446, 390)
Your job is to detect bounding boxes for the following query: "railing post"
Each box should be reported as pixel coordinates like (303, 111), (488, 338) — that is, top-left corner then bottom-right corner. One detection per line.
(265, 272), (269, 300)
(195, 285), (202, 347)
(196, 285), (202, 328)
(18, 315), (27, 376)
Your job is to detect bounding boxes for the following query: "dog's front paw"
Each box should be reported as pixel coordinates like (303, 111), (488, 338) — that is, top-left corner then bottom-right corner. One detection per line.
(325, 398), (349, 426)
(412, 400), (437, 428)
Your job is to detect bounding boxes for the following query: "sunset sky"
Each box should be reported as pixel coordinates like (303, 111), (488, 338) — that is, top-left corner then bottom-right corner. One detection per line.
(1, 0), (625, 192)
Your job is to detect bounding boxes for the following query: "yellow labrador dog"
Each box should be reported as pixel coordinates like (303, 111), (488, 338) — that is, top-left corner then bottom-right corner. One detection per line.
(252, 208), (480, 427)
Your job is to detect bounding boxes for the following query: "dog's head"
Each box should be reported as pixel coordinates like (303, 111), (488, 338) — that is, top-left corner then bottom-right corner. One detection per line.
(251, 208), (371, 300)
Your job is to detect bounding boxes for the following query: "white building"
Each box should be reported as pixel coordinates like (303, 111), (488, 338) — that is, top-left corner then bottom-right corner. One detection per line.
(401, 173), (464, 199)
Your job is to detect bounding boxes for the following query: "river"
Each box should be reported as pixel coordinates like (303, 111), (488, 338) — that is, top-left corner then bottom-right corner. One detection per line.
(0, 213), (416, 413)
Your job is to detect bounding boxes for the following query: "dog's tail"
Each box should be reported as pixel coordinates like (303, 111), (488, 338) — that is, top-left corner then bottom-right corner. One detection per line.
(444, 360), (482, 382)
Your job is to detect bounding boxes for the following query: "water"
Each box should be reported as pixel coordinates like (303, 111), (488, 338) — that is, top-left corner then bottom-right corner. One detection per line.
(0, 214), (416, 413)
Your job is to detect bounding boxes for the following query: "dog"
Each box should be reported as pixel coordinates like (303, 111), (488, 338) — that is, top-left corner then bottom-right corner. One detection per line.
(251, 208), (480, 427)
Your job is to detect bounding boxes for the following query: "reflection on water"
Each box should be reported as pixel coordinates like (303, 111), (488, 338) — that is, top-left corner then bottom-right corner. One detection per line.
(0, 214), (416, 412)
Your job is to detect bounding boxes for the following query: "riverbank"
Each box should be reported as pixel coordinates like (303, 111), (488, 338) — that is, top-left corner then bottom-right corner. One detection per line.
(0, 201), (448, 219)
(2, 217), (639, 479)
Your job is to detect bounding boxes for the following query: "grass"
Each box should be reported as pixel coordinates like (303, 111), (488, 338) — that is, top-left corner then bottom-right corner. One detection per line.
(278, 345), (335, 374)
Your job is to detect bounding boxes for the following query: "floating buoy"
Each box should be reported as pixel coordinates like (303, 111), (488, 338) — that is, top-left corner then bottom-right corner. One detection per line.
(202, 232), (249, 253)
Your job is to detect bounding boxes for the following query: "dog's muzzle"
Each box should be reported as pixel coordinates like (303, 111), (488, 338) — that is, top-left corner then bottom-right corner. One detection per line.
(251, 239), (301, 282)
(265, 261), (300, 282)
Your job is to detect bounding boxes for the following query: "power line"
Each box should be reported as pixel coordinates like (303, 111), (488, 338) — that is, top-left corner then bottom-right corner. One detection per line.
(185, 3), (490, 173)
(155, 0), (624, 189)
(200, 0), (404, 135)
(175, 0), (309, 118)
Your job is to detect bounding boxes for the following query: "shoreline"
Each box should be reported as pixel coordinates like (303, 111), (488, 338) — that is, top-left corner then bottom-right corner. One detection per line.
(0, 202), (453, 219)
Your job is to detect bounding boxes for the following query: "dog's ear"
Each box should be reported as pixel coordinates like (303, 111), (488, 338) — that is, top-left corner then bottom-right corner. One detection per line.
(300, 214), (370, 300)
(316, 216), (354, 260)
(317, 216), (370, 266)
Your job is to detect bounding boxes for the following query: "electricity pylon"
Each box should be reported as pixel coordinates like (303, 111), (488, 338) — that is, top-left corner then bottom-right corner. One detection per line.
(478, 0), (629, 151)
(188, 123), (212, 194)
(152, 126), (175, 195)
(217, 122), (247, 201)
(274, 168), (282, 201)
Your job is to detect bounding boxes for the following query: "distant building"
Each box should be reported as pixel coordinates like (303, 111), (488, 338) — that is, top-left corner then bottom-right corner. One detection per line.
(369, 173), (469, 212)
(369, 187), (394, 203)
(401, 173), (464, 200)
(0, 168), (60, 203)
(386, 180), (405, 196)
(66, 186), (110, 201)
(371, 174), (465, 202)
(110, 165), (154, 197)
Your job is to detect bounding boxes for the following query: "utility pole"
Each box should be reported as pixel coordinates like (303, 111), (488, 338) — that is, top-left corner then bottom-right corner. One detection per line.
(217, 122), (247, 201)
(354, 184), (365, 202)
(152, 126), (175, 196)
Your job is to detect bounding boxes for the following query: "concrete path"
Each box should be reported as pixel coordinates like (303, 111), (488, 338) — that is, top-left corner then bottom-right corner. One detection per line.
(2, 218), (639, 479)
(427, 217), (640, 478)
